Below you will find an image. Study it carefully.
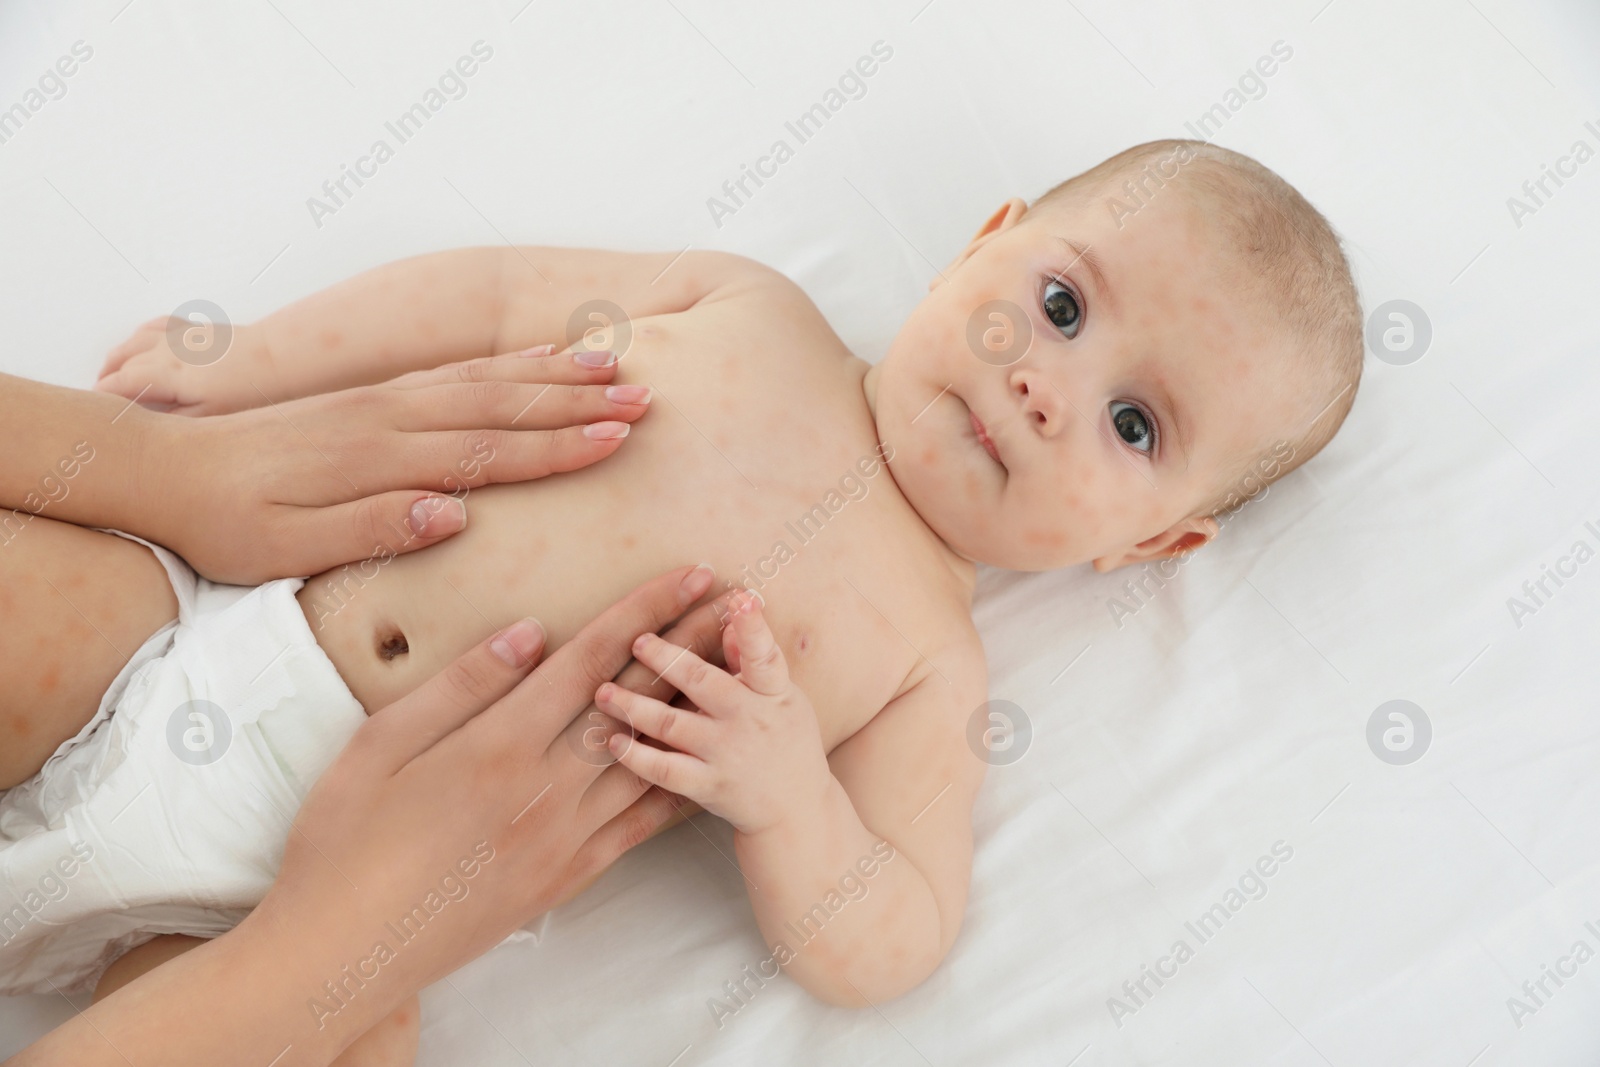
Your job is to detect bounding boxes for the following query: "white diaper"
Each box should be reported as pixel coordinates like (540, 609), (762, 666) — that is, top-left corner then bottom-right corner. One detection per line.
(0, 533), (367, 995)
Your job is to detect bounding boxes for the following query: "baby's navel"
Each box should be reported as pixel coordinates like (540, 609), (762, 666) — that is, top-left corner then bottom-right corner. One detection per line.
(377, 627), (410, 662)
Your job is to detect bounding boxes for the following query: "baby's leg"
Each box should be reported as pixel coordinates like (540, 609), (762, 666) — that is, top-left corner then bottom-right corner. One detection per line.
(95, 935), (421, 1066)
(0, 515), (177, 788)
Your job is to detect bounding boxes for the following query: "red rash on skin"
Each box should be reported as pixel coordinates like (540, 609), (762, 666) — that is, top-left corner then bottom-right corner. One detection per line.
(1023, 527), (1067, 549)
(320, 330), (343, 350)
(37, 664), (61, 694)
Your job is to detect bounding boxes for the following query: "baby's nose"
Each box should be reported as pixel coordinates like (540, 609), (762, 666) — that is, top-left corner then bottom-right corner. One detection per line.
(1009, 368), (1069, 437)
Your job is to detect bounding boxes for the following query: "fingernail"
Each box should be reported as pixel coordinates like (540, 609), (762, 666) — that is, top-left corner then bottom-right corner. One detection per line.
(583, 421), (630, 440)
(595, 682), (615, 703)
(633, 632), (653, 653)
(515, 343), (556, 358)
(575, 349), (616, 367)
(409, 495), (466, 537)
(679, 562), (715, 604)
(491, 618), (545, 666)
(605, 385), (652, 405)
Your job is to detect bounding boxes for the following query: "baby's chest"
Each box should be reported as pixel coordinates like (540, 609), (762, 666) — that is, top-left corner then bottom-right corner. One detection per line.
(759, 560), (960, 752)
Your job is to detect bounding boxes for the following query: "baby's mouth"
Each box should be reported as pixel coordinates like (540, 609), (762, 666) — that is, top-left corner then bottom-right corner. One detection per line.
(967, 406), (1005, 469)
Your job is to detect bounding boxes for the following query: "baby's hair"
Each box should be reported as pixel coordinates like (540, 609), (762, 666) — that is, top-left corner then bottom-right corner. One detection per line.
(1033, 139), (1363, 521)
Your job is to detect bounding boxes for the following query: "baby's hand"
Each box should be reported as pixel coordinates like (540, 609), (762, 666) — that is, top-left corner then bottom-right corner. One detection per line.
(596, 590), (832, 836)
(95, 316), (267, 416)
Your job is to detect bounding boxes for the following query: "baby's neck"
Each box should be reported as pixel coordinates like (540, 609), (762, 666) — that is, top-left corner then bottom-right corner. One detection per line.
(857, 360), (978, 599)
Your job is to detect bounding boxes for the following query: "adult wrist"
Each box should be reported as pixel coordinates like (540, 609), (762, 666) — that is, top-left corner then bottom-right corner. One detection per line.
(109, 406), (196, 548)
(216, 904), (416, 1064)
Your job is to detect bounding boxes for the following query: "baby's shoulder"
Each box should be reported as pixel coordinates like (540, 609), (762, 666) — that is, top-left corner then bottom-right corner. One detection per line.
(679, 253), (833, 332)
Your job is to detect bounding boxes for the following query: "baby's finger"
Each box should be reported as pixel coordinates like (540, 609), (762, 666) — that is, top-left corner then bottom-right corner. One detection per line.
(721, 609), (741, 677)
(501, 564), (716, 754)
(607, 732), (709, 799)
(92, 366), (181, 408)
(609, 588), (736, 706)
(727, 591), (789, 697)
(596, 683), (714, 758)
(629, 632), (743, 715)
(98, 319), (170, 378)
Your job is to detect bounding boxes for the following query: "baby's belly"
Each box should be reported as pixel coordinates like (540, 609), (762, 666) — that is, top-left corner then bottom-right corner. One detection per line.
(297, 416), (932, 752)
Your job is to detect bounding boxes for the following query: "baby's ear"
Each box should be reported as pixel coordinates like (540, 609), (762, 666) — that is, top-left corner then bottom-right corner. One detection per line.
(1091, 515), (1219, 573)
(933, 197), (1030, 289)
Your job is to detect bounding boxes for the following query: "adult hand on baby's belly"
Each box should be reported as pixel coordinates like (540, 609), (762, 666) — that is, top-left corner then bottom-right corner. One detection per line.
(124, 349), (650, 584)
(241, 564), (728, 1043)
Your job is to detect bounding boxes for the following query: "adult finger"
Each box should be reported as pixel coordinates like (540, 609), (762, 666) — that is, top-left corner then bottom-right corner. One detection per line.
(386, 348), (621, 392)
(565, 787), (686, 890)
(364, 618), (546, 768)
(369, 424), (633, 496)
(496, 564), (716, 751)
(284, 491), (471, 569)
(396, 381), (653, 433)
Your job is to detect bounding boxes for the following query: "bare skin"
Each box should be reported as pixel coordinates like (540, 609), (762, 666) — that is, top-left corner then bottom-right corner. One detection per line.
(84, 248), (993, 1023)
(0, 517), (175, 789)
(96, 938), (419, 1066)
(16, 176), (1327, 1060)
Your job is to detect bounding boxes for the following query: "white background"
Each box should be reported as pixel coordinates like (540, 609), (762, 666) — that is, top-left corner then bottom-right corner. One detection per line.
(0, 1), (1596, 1064)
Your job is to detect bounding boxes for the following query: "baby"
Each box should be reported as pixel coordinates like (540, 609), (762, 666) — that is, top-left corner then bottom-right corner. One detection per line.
(0, 139), (1361, 1062)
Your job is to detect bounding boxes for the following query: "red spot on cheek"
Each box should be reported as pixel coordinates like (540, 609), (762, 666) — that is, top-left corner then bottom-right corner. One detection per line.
(1023, 527), (1067, 549)
(37, 664), (61, 694)
(920, 446), (936, 465)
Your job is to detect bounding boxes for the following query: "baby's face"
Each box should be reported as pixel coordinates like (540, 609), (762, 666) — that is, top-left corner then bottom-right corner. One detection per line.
(870, 185), (1301, 571)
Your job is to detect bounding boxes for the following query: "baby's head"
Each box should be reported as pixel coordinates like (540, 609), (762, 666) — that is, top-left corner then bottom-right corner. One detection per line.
(867, 139), (1363, 572)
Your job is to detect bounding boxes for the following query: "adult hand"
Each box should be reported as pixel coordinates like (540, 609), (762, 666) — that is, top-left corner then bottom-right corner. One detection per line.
(138, 348), (647, 583)
(11, 564), (732, 1067)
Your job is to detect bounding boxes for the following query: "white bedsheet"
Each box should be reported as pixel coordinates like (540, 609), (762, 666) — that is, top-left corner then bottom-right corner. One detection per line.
(2, 1), (1596, 1063)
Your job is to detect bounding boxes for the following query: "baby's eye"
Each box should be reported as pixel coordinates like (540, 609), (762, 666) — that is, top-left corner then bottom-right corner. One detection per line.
(1042, 280), (1082, 338)
(1110, 401), (1156, 454)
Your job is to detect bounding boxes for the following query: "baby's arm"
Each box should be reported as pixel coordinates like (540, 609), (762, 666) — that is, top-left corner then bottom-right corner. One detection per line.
(601, 594), (987, 1006)
(738, 663), (986, 1005)
(96, 248), (778, 414)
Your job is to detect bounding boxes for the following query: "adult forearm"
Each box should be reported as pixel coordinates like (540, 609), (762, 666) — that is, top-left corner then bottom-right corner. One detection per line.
(9, 912), (385, 1067)
(734, 776), (944, 1007)
(0, 373), (162, 540)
